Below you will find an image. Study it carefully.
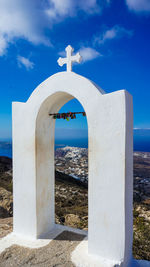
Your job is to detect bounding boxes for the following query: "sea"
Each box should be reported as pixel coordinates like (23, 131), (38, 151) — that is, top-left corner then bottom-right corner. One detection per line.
(0, 129), (150, 158)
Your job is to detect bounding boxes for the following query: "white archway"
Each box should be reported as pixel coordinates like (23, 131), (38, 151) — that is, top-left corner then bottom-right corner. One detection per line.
(12, 71), (133, 266)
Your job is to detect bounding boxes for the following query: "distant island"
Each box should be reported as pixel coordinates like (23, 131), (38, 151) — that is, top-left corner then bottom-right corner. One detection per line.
(0, 128), (150, 158)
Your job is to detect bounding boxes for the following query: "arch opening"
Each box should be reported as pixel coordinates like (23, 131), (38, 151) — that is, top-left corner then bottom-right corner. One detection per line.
(36, 91), (89, 237)
(54, 98), (88, 230)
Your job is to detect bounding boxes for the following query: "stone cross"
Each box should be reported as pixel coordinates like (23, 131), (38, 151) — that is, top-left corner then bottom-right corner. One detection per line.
(57, 45), (82, 72)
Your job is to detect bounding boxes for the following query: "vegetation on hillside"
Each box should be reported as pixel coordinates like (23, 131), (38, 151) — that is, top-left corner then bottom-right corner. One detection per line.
(0, 155), (150, 260)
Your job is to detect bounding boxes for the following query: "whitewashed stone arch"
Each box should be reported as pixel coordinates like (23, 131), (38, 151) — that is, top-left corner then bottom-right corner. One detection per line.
(12, 71), (133, 266)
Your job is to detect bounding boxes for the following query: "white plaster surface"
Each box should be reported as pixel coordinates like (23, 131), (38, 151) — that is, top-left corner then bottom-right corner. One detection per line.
(12, 68), (139, 266)
(0, 228), (149, 267)
(0, 224), (87, 254)
(71, 237), (123, 267)
(72, 239), (150, 267)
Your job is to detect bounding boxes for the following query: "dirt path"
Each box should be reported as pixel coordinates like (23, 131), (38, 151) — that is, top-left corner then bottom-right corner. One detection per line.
(0, 231), (85, 267)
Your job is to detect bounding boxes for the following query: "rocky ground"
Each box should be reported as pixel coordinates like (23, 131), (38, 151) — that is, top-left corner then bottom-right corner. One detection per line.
(0, 150), (150, 262)
(132, 152), (150, 260)
(55, 171), (88, 230)
(0, 231), (85, 267)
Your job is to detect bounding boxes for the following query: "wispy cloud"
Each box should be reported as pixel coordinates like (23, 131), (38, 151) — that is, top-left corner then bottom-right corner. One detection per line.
(79, 47), (101, 62)
(58, 46), (101, 63)
(46, 0), (110, 20)
(134, 127), (150, 130)
(58, 50), (66, 57)
(17, 56), (34, 70)
(94, 25), (133, 45)
(0, 0), (51, 57)
(0, 35), (8, 56)
(126, 0), (150, 13)
(0, 0), (109, 57)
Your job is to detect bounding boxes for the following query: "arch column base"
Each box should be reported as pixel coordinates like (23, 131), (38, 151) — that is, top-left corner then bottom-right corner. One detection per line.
(71, 238), (124, 267)
(72, 240), (150, 267)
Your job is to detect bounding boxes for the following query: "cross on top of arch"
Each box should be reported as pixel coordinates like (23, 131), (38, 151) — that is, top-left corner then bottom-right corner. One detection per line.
(57, 45), (82, 72)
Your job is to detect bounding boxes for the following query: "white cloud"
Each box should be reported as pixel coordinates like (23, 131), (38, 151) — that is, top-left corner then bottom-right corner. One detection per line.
(0, 35), (8, 56)
(17, 55), (34, 70)
(126, 0), (150, 12)
(0, 0), (110, 57)
(46, 0), (107, 19)
(58, 50), (66, 57)
(58, 46), (101, 63)
(79, 47), (101, 62)
(0, 0), (51, 57)
(94, 25), (133, 45)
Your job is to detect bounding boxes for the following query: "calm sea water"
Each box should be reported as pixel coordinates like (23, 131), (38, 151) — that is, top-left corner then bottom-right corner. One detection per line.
(0, 133), (150, 158)
(0, 143), (12, 158)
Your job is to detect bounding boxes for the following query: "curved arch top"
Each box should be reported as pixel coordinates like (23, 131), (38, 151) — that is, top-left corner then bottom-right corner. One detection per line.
(27, 71), (105, 106)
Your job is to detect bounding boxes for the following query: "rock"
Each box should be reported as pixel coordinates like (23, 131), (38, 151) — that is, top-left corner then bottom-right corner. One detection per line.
(135, 204), (150, 222)
(0, 217), (13, 238)
(55, 215), (61, 224)
(0, 157), (12, 172)
(64, 214), (81, 228)
(0, 206), (9, 218)
(0, 187), (13, 217)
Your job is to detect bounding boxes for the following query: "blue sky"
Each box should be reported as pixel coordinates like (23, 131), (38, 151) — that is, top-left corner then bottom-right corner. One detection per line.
(0, 0), (150, 140)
